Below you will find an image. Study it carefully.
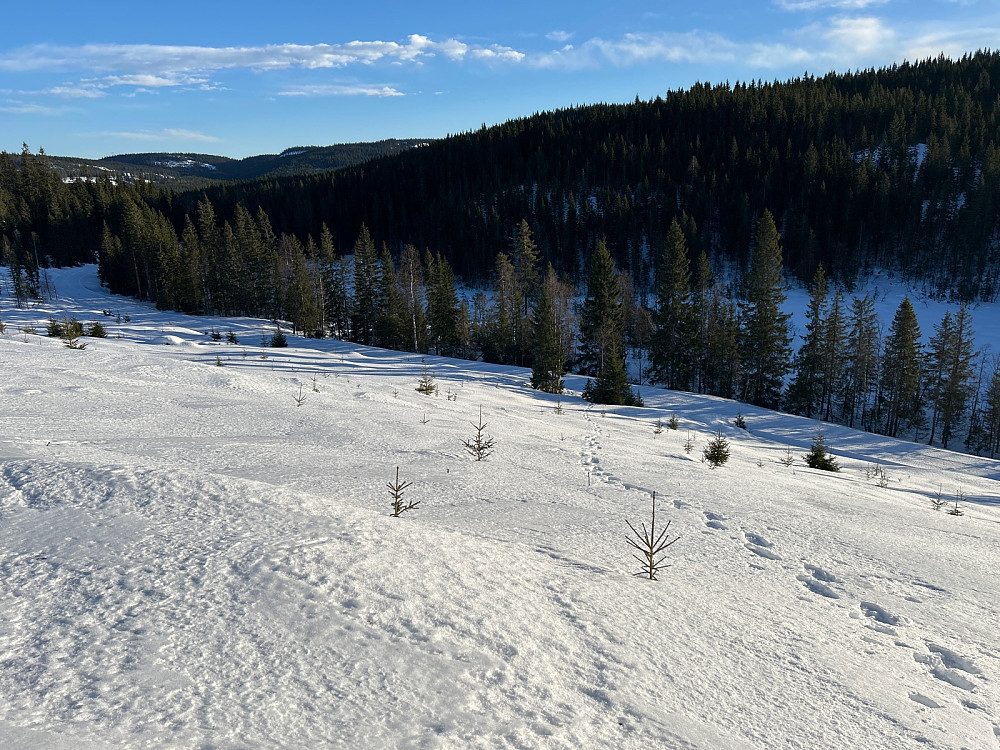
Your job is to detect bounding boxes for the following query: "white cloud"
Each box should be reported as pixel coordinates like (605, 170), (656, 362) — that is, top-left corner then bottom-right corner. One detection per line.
(0, 101), (66, 115)
(529, 31), (737, 70)
(546, 30), (574, 43)
(822, 15), (897, 56)
(98, 128), (220, 143)
(775, 0), (889, 10)
(0, 37), (518, 76)
(278, 83), (404, 97)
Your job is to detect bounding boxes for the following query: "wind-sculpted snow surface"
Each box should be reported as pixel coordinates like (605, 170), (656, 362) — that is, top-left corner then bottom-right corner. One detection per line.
(1, 266), (999, 748)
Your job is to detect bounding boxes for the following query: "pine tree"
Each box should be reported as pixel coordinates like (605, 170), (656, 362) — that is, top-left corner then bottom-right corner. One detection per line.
(375, 246), (409, 350)
(578, 239), (640, 406)
(578, 238), (623, 377)
(739, 210), (792, 409)
(425, 251), (462, 357)
(876, 297), (924, 437)
(649, 218), (693, 390)
(840, 294), (880, 430)
(531, 265), (567, 393)
(804, 428), (840, 471)
(786, 264), (828, 417)
(489, 252), (521, 364)
(690, 250), (713, 394)
(926, 305), (977, 448)
(819, 290), (848, 421)
(350, 224), (379, 345)
(511, 218), (541, 319)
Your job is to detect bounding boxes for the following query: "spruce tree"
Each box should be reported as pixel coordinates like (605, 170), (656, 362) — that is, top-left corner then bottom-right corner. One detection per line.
(350, 224), (379, 346)
(876, 297), (924, 437)
(649, 218), (694, 390)
(819, 290), (848, 421)
(425, 251), (462, 357)
(578, 238), (640, 405)
(786, 264), (827, 417)
(375, 246), (409, 350)
(840, 294), (880, 430)
(739, 210), (792, 409)
(531, 265), (567, 393)
(578, 238), (623, 377)
(926, 305), (977, 448)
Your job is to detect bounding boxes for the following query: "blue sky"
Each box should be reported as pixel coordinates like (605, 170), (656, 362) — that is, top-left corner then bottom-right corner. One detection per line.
(2, 0), (996, 159)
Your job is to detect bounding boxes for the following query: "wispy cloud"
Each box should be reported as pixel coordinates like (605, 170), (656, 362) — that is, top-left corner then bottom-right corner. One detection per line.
(775, 0), (889, 10)
(97, 128), (220, 143)
(0, 36), (523, 76)
(0, 101), (67, 115)
(529, 31), (738, 70)
(278, 83), (404, 97)
(546, 30), (574, 43)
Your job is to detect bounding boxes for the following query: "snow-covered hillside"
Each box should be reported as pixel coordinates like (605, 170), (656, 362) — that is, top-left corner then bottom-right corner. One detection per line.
(1, 267), (998, 749)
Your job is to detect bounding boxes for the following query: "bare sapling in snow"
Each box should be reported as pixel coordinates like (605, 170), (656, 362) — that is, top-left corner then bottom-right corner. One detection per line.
(932, 485), (948, 511)
(293, 384), (307, 407)
(463, 405), (496, 461)
(948, 487), (966, 516)
(683, 432), (695, 454)
(779, 448), (796, 467)
(387, 466), (417, 517)
(625, 491), (679, 581)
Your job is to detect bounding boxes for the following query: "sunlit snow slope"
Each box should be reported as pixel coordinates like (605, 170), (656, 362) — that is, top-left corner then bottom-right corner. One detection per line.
(1, 267), (998, 749)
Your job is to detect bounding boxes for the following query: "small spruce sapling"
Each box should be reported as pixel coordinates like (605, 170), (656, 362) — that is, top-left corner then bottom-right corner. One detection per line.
(226, 330), (239, 344)
(87, 321), (107, 338)
(931, 485), (948, 511)
(947, 487), (966, 516)
(653, 418), (664, 435)
(463, 405), (496, 461)
(60, 317), (86, 349)
(703, 430), (730, 468)
(625, 491), (679, 581)
(416, 361), (437, 395)
(683, 432), (695, 455)
(388, 467), (417, 517)
(779, 448), (796, 467)
(668, 413), (679, 430)
(270, 327), (288, 347)
(804, 429), (839, 471)
(734, 411), (747, 430)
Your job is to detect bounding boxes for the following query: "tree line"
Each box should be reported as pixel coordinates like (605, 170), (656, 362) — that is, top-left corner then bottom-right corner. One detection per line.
(3, 53), (1000, 453)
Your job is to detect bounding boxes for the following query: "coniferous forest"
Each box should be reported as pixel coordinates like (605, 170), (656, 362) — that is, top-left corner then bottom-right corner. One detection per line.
(3, 51), (1000, 453)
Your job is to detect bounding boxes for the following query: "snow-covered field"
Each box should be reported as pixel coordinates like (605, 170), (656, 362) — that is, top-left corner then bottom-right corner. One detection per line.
(1, 267), (998, 749)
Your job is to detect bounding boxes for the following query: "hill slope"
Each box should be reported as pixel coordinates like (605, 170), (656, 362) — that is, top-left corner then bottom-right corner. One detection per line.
(1, 266), (998, 749)
(45, 139), (431, 188)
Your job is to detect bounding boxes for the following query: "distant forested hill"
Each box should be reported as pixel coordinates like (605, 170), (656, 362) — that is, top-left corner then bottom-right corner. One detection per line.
(43, 139), (432, 189)
(3, 51), (1000, 302)
(161, 51), (1000, 298)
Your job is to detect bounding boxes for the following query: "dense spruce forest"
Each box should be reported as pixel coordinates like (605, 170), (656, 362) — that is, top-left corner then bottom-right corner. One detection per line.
(3, 51), (1000, 454)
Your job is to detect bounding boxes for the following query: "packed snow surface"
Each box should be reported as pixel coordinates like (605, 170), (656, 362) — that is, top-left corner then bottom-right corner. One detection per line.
(1, 267), (999, 749)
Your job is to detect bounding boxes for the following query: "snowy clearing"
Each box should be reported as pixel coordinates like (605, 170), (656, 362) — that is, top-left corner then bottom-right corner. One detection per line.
(1, 267), (998, 749)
